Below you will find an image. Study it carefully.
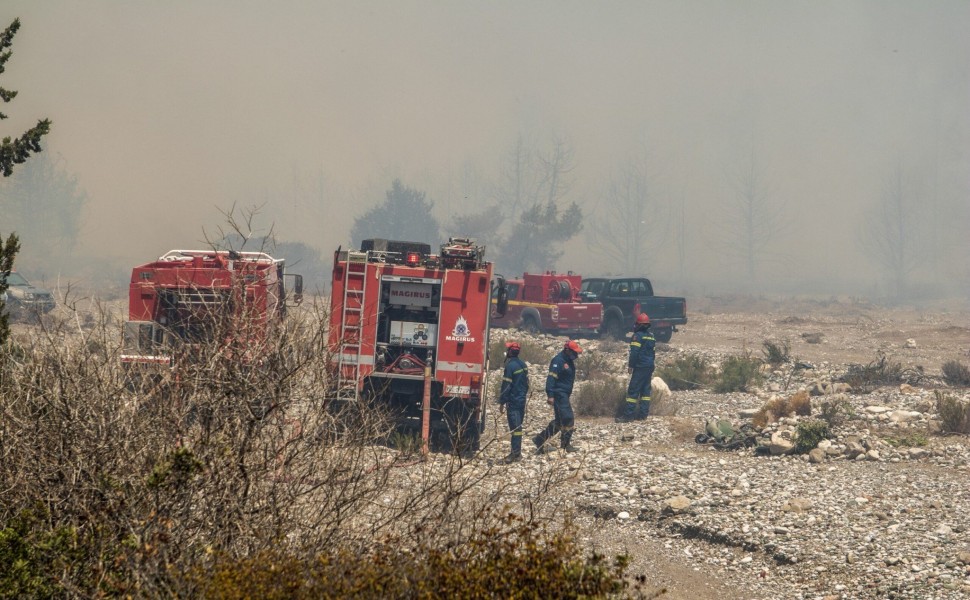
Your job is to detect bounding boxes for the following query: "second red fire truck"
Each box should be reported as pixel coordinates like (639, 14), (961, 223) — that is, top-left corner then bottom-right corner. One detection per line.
(328, 238), (506, 454)
(489, 271), (602, 337)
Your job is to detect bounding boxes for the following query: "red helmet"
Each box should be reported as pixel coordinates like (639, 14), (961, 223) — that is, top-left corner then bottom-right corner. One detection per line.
(505, 341), (521, 352)
(636, 313), (651, 325)
(564, 340), (583, 354)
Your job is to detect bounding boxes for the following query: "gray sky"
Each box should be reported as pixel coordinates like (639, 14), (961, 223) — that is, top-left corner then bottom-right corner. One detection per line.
(3, 1), (968, 296)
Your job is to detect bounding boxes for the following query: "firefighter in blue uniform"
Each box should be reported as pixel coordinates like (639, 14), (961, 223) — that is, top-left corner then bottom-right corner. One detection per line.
(533, 339), (583, 453)
(620, 312), (655, 421)
(499, 341), (529, 463)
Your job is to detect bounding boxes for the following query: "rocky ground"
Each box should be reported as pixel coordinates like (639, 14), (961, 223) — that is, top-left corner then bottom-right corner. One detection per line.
(471, 298), (970, 599)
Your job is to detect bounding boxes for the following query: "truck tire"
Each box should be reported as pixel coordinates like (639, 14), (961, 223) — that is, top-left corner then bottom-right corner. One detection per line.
(654, 327), (673, 343)
(603, 316), (625, 340)
(521, 315), (540, 334)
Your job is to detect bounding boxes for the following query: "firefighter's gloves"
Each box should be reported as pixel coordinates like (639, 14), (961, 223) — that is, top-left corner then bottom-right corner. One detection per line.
(547, 396), (555, 406)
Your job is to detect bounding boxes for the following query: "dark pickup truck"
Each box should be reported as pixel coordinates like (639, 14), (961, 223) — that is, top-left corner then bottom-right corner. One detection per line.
(579, 277), (687, 342)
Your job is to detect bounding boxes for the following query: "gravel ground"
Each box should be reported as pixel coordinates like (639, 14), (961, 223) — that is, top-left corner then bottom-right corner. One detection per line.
(470, 300), (970, 599)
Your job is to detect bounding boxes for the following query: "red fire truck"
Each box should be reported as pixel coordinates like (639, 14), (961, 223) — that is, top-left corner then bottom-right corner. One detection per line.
(121, 249), (303, 380)
(490, 271), (602, 337)
(328, 238), (505, 454)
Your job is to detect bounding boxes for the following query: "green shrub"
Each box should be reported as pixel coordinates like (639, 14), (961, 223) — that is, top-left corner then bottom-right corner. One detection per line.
(761, 339), (791, 366)
(794, 420), (830, 453)
(573, 378), (627, 418)
(713, 353), (763, 393)
(883, 430), (929, 448)
(942, 360), (970, 386)
(935, 390), (970, 434)
(657, 353), (714, 391)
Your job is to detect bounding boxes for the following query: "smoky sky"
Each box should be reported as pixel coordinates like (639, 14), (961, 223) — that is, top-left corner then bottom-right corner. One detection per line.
(2, 1), (968, 295)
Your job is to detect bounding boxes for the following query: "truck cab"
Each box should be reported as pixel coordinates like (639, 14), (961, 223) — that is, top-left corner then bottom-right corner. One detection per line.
(580, 277), (687, 342)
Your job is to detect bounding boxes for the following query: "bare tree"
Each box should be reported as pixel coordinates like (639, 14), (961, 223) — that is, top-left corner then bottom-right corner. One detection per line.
(859, 163), (925, 299)
(485, 135), (582, 274)
(719, 150), (788, 286)
(493, 134), (540, 225)
(586, 152), (666, 275)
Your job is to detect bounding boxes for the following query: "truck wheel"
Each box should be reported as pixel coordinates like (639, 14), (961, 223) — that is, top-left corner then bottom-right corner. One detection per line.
(521, 315), (540, 334)
(603, 316), (624, 340)
(654, 327), (673, 343)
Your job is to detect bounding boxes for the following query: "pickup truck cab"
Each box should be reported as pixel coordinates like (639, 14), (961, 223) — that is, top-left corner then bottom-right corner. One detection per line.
(1, 270), (56, 318)
(491, 272), (602, 337)
(579, 277), (686, 342)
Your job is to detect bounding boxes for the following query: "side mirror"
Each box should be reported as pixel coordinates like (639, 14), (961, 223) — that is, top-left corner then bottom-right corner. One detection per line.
(493, 275), (509, 317)
(285, 274), (304, 306)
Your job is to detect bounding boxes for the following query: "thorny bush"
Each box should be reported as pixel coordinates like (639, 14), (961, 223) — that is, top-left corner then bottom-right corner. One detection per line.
(761, 339), (791, 366)
(838, 352), (923, 393)
(942, 360), (970, 387)
(0, 297), (596, 597)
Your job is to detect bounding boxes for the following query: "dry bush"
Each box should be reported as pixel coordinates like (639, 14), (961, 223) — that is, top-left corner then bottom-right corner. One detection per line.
(179, 512), (636, 598)
(942, 360), (970, 387)
(761, 339), (791, 366)
(573, 378), (627, 418)
(935, 390), (970, 434)
(0, 299), (581, 597)
(657, 353), (714, 391)
(838, 353), (922, 393)
(752, 397), (789, 428)
(788, 390), (812, 416)
(576, 350), (614, 381)
(751, 391), (812, 428)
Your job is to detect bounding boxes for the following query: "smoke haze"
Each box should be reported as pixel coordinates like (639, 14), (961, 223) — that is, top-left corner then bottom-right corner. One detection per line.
(2, 1), (968, 298)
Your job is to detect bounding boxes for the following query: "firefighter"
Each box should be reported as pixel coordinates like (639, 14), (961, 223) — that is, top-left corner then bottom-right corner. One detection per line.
(620, 312), (656, 422)
(498, 341), (529, 463)
(533, 339), (582, 453)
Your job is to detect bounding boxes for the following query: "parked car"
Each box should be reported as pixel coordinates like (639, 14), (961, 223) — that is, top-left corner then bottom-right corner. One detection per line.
(579, 277), (686, 342)
(2, 271), (56, 317)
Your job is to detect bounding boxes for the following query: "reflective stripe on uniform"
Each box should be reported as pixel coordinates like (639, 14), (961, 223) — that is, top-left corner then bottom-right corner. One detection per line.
(625, 397), (637, 403)
(562, 425), (574, 431)
(640, 396), (651, 401)
(512, 431), (523, 436)
(630, 341), (641, 347)
(513, 369), (525, 375)
(502, 377), (512, 382)
(548, 372), (558, 378)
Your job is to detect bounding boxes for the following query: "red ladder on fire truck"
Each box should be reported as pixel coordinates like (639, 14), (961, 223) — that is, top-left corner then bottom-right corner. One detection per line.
(335, 250), (369, 400)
